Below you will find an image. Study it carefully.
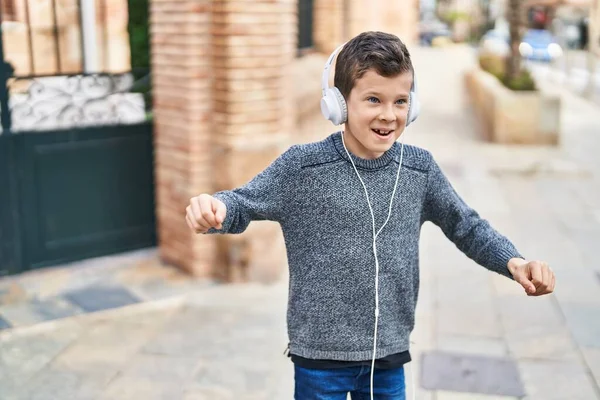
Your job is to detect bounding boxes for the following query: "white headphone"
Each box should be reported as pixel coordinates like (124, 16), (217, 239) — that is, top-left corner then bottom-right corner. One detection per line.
(320, 43), (420, 127)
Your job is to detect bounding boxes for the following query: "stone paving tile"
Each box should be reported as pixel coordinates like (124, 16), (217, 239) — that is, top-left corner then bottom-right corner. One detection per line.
(22, 367), (115, 400)
(0, 314), (11, 330)
(411, 318), (435, 352)
(129, 277), (214, 302)
(0, 282), (28, 306)
(48, 306), (179, 376)
(64, 284), (141, 313)
(0, 320), (83, 386)
(581, 347), (600, 388)
(570, 231), (600, 266)
(495, 296), (564, 334)
(181, 388), (232, 400)
(191, 360), (273, 394)
(435, 273), (496, 306)
(0, 296), (83, 327)
(436, 391), (519, 400)
(517, 359), (599, 400)
(117, 353), (200, 383)
(436, 301), (503, 339)
(559, 302), (600, 348)
(98, 376), (185, 400)
(420, 351), (526, 397)
(504, 326), (580, 362)
(0, 300), (54, 327)
(554, 209), (600, 234)
(15, 268), (74, 299)
(436, 335), (507, 358)
(552, 268), (600, 305)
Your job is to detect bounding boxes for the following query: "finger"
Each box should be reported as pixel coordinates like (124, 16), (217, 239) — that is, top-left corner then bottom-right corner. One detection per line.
(513, 271), (536, 295)
(530, 261), (544, 290)
(186, 214), (205, 233)
(185, 214), (194, 231)
(191, 197), (213, 229)
(536, 263), (550, 295)
(186, 209), (205, 232)
(190, 197), (204, 225)
(187, 204), (209, 230)
(198, 195), (218, 227)
(213, 199), (226, 229)
(545, 270), (556, 294)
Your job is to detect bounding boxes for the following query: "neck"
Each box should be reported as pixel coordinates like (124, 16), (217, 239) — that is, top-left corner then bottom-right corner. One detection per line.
(341, 129), (383, 160)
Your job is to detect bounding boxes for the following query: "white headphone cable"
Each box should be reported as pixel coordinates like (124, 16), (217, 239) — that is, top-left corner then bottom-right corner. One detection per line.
(340, 130), (407, 400)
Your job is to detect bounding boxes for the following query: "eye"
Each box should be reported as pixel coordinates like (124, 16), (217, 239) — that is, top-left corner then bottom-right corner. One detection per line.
(396, 99), (408, 105)
(367, 97), (379, 103)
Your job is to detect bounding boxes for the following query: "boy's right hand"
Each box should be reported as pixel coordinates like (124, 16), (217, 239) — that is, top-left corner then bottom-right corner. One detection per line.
(185, 194), (227, 234)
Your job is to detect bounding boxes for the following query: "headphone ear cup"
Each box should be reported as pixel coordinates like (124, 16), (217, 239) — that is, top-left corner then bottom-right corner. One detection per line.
(406, 92), (420, 126)
(320, 94), (335, 123)
(321, 87), (347, 126)
(332, 87), (348, 125)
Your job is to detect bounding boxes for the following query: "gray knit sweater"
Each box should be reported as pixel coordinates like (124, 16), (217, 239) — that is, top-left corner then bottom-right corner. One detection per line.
(209, 132), (521, 361)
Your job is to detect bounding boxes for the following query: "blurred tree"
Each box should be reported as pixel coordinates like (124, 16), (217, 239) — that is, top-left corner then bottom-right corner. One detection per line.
(128, 0), (150, 71)
(127, 0), (151, 112)
(506, 0), (523, 85)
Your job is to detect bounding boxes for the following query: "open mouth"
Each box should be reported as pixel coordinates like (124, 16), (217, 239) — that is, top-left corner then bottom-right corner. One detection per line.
(372, 128), (394, 137)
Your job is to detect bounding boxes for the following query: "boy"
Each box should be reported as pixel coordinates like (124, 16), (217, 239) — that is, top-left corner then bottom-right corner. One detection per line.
(185, 31), (555, 400)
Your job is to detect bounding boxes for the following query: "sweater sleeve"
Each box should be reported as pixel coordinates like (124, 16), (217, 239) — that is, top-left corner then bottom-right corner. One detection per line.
(421, 156), (524, 279)
(206, 145), (299, 235)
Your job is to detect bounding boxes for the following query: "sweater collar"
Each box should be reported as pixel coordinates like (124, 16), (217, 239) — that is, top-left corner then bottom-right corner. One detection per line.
(330, 131), (400, 171)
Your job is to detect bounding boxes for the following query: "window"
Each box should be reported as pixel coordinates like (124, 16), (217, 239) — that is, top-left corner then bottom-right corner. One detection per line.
(298, 0), (314, 53)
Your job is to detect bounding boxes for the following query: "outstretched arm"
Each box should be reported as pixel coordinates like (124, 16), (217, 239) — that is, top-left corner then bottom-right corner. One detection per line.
(186, 145), (299, 235)
(422, 157), (555, 296)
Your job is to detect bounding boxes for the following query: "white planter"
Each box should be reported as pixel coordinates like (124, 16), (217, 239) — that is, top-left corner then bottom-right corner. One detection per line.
(465, 68), (561, 145)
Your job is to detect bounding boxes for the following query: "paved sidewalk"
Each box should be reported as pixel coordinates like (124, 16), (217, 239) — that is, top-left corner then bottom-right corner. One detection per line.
(1, 46), (600, 400)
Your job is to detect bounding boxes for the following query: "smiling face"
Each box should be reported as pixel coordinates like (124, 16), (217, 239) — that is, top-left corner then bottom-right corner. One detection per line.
(342, 69), (413, 160)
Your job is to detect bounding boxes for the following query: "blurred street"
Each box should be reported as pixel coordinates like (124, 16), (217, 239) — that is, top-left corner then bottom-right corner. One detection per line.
(1, 45), (600, 400)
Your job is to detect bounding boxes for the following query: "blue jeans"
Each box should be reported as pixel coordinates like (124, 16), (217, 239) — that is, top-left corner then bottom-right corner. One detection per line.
(294, 365), (406, 400)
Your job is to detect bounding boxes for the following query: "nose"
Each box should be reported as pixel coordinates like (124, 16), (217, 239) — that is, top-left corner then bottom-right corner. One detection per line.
(378, 104), (396, 122)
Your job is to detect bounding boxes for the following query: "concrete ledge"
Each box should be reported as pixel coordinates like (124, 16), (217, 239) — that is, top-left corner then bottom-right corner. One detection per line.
(465, 68), (561, 145)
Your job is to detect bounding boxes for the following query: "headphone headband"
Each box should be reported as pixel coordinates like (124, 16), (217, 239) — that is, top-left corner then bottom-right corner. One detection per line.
(321, 43), (347, 98)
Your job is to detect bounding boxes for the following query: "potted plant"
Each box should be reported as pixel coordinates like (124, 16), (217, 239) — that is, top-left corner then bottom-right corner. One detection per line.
(465, 0), (561, 145)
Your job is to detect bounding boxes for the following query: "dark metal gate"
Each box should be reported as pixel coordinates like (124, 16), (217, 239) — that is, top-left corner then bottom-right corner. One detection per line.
(0, 0), (156, 275)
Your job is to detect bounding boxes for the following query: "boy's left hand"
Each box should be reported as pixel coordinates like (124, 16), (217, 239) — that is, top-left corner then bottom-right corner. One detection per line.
(507, 258), (555, 296)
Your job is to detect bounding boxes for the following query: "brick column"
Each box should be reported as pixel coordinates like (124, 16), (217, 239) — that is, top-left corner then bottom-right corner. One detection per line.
(347, 0), (418, 45)
(314, 0), (344, 53)
(211, 0), (297, 282)
(151, 0), (297, 281)
(151, 0), (216, 276)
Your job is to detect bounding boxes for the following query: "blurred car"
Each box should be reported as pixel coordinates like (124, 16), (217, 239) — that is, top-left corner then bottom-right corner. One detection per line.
(519, 29), (563, 62)
(479, 28), (563, 62)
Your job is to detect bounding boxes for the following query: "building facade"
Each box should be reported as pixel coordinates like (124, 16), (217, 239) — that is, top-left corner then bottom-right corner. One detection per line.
(0, 0), (419, 279)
